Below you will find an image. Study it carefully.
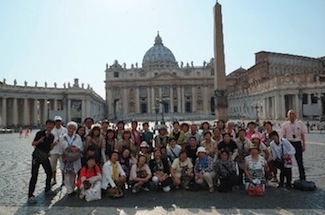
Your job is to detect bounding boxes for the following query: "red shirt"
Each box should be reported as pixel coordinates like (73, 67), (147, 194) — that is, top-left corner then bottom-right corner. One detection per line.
(76, 165), (101, 188)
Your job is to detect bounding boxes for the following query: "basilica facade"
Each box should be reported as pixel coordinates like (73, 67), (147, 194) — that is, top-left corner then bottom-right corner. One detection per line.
(105, 33), (216, 121)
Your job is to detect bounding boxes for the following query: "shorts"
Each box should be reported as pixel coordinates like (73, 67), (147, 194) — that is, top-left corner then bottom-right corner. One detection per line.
(50, 154), (60, 171)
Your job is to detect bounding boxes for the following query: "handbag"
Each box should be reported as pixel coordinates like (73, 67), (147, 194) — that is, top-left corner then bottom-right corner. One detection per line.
(247, 184), (264, 196)
(32, 148), (49, 163)
(85, 186), (102, 202)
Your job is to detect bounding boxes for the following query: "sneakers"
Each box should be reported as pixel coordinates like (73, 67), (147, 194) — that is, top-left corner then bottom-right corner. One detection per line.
(277, 183), (284, 188)
(209, 186), (215, 193)
(27, 196), (37, 204)
(141, 186), (150, 192)
(51, 180), (57, 187)
(271, 178), (278, 183)
(132, 184), (141, 193)
(45, 190), (56, 196)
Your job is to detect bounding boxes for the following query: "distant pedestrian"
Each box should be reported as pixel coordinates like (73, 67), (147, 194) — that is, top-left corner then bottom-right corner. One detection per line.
(281, 109), (307, 181)
(27, 119), (55, 204)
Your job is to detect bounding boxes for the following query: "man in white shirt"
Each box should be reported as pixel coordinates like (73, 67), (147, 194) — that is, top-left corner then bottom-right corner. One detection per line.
(50, 116), (67, 186)
(281, 109), (307, 180)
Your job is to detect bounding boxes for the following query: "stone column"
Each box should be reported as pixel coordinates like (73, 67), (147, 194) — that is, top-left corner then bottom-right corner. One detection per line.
(53, 99), (58, 111)
(177, 86), (181, 113)
(43, 99), (48, 123)
(295, 94), (302, 119)
(169, 86), (174, 113)
(151, 87), (155, 114)
(82, 100), (86, 120)
(203, 86), (208, 114)
(13, 98), (18, 125)
(123, 88), (128, 114)
(86, 100), (91, 117)
(192, 86), (196, 113)
(307, 93), (311, 104)
(67, 99), (71, 122)
(274, 93), (284, 120)
(147, 87), (151, 114)
(135, 88), (140, 114)
(2, 98), (7, 126)
(23, 98), (28, 125)
(33, 99), (38, 125)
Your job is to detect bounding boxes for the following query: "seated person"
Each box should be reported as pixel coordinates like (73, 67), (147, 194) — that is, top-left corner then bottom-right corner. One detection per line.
(77, 156), (102, 201)
(129, 155), (152, 193)
(101, 151), (126, 198)
(170, 150), (193, 189)
(119, 148), (137, 181)
(244, 143), (269, 194)
(214, 149), (238, 192)
(194, 147), (216, 192)
(149, 148), (172, 192)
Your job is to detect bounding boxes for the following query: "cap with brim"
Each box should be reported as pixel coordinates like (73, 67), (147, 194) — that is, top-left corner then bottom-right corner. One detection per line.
(54, 116), (62, 121)
(140, 141), (149, 148)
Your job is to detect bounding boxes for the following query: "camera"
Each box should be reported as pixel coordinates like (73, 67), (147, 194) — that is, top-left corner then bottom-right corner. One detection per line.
(292, 134), (296, 138)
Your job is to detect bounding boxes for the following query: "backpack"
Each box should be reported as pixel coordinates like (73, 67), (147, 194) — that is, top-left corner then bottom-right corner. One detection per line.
(293, 180), (317, 191)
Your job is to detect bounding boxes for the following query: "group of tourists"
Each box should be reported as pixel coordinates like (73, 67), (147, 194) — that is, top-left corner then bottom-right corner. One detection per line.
(27, 109), (307, 203)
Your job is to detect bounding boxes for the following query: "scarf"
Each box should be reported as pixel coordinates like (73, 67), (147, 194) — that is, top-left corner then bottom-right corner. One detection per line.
(112, 163), (119, 181)
(199, 156), (208, 171)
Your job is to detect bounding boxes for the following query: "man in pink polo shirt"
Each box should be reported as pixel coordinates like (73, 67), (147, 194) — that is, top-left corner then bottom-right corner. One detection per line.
(281, 109), (307, 181)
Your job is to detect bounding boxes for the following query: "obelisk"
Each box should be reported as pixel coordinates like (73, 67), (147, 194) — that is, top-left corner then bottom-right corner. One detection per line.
(213, 1), (228, 121)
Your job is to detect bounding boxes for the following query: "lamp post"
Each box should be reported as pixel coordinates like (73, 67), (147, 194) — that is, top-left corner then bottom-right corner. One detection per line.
(160, 98), (169, 125)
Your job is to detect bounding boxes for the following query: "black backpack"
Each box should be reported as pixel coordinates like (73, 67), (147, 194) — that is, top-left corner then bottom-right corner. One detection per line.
(293, 180), (317, 191)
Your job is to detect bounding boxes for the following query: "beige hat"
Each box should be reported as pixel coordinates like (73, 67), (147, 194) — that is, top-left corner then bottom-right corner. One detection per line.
(251, 134), (261, 140)
(140, 141), (149, 148)
(196, 146), (207, 155)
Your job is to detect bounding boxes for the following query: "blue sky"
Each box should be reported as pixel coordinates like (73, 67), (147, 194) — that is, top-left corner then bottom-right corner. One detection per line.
(0, 0), (324, 98)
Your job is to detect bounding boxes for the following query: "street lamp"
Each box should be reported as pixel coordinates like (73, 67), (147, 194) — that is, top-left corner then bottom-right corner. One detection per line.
(253, 103), (259, 125)
(160, 98), (169, 125)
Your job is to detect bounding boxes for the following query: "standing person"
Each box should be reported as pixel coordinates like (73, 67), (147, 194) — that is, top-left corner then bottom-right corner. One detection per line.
(185, 136), (199, 165)
(154, 126), (169, 149)
(234, 129), (251, 185)
(167, 137), (182, 164)
(218, 133), (238, 161)
(101, 129), (117, 163)
(281, 109), (307, 181)
(200, 131), (218, 161)
(131, 120), (142, 152)
(185, 123), (201, 146)
(269, 131), (296, 189)
(101, 119), (110, 138)
(169, 121), (186, 148)
(27, 120), (55, 204)
(262, 121), (277, 182)
(84, 125), (102, 164)
(59, 121), (83, 196)
(212, 127), (223, 144)
(245, 121), (262, 140)
(141, 121), (154, 151)
(50, 116), (67, 186)
(115, 120), (125, 142)
(84, 117), (94, 136)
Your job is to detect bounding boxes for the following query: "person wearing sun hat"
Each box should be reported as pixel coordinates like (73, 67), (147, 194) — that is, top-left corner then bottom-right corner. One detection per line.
(194, 146), (216, 192)
(139, 141), (151, 164)
(251, 134), (270, 160)
(243, 142), (269, 193)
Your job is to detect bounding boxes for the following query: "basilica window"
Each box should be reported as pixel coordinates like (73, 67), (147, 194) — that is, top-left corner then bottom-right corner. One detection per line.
(114, 72), (119, 78)
(139, 87), (147, 98)
(162, 86), (169, 97)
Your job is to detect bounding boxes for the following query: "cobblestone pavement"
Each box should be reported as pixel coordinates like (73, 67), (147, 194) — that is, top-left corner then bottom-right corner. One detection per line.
(0, 131), (324, 215)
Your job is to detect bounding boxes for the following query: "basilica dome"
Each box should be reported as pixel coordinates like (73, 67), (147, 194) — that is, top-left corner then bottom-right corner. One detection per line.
(142, 32), (178, 69)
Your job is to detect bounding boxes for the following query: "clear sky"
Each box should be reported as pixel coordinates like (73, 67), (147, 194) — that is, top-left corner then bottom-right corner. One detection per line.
(0, 0), (324, 98)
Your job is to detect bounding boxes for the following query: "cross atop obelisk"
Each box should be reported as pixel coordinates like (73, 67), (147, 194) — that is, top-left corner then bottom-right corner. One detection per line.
(213, 1), (228, 121)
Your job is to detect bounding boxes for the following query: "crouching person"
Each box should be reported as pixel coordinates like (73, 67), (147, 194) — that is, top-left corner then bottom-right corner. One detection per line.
(214, 149), (238, 192)
(170, 150), (193, 189)
(194, 147), (216, 192)
(149, 148), (173, 192)
(77, 156), (102, 201)
(101, 151), (126, 198)
(130, 155), (152, 193)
